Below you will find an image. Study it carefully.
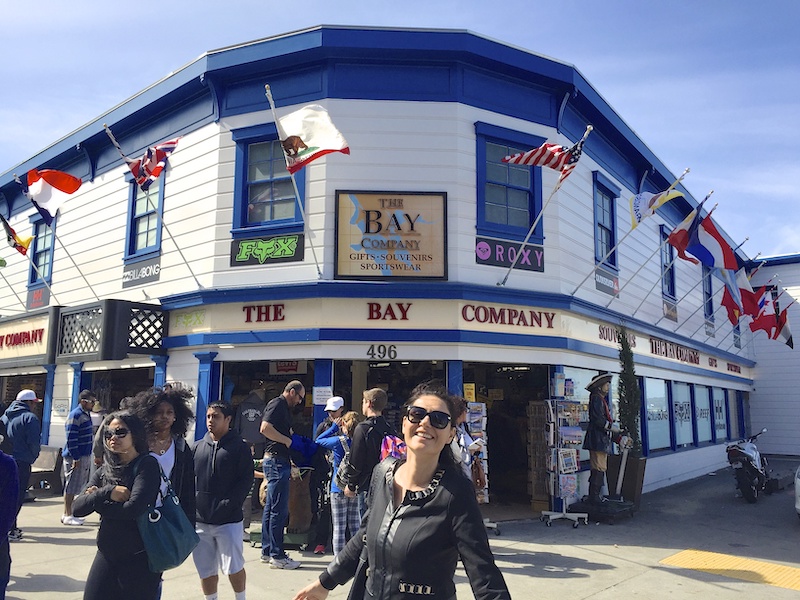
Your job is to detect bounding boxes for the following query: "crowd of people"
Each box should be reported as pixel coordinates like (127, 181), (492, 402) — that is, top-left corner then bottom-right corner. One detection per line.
(0, 380), (510, 600)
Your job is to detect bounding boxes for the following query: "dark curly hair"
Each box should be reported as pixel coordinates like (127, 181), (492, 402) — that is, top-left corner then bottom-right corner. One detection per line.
(129, 387), (195, 438)
(100, 411), (150, 484)
(404, 380), (459, 471)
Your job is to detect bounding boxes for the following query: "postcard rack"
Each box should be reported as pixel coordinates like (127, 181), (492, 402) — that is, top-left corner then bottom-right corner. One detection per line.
(539, 398), (588, 528)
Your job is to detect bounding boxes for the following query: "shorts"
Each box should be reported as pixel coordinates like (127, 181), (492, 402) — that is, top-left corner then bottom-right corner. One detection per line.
(589, 450), (608, 472)
(63, 456), (92, 495)
(192, 521), (246, 579)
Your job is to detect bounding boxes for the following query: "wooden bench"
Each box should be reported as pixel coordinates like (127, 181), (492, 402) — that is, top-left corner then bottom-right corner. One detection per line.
(28, 446), (64, 495)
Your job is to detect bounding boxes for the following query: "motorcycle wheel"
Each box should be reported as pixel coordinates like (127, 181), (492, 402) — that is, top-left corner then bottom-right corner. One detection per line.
(736, 469), (758, 503)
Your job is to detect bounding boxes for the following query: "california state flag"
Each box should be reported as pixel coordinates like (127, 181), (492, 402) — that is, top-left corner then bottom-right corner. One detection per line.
(276, 104), (350, 174)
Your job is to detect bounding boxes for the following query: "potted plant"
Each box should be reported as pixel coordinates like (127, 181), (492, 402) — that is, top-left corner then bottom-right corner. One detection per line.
(607, 324), (647, 510)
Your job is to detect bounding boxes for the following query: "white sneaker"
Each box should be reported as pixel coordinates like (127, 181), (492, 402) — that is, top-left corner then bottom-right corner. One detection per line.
(269, 556), (301, 570)
(61, 515), (84, 526)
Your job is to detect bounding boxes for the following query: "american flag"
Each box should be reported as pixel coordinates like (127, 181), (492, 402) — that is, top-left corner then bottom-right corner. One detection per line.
(126, 138), (180, 191)
(502, 136), (587, 190)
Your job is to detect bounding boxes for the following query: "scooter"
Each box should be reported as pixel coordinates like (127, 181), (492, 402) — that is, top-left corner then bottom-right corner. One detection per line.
(726, 427), (770, 504)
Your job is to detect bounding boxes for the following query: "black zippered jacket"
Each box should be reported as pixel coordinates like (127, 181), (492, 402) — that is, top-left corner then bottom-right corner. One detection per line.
(192, 429), (254, 525)
(321, 458), (510, 600)
(343, 415), (394, 492)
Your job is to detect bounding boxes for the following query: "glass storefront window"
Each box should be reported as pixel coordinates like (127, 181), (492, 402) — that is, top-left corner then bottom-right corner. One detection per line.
(695, 385), (712, 443)
(672, 382), (693, 448)
(728, 390), (740, 439)
(645, 378), (670, 451)
(713, 387), (728, 440)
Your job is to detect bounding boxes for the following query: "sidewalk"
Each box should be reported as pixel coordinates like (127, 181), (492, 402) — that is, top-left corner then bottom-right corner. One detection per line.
(6, 459), (800, 599)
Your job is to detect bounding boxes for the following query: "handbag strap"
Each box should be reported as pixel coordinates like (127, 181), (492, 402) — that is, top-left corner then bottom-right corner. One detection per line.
(339, 436), (349, 455)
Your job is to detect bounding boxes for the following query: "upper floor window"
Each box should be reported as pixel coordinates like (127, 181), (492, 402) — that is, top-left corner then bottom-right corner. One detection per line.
(475, 122), (544, 243)
(29, 219), (54, 286)
(702, 265), (714, 320)
(660, 225), (676, 299)
(232, 123), (305, 237)
(125, 175), (163, 260)
(593, 172), (620, 269)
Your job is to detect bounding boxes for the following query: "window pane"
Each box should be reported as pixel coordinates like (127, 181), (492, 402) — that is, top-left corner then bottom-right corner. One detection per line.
(486, 163), (507, 184)
(485, 203), (507, 225)
(695, 385), (712, 443)
(728, 392), (740, 439)
(508, 166), (530, 188)
(272, 179), (294, 201)
(645, 378), (670, 451)
(672, 382), (693, 447)
(507, 207), (528, 228)
(273, 199), (295, 221)
(486, 142), (509, 163)
(713, 388), (728, 439)
(507, 188), (528, 210)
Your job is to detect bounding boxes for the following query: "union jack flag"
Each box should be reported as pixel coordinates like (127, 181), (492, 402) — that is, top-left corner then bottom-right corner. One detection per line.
(126, 138), (180, 191)
(502, 135), (587, 191)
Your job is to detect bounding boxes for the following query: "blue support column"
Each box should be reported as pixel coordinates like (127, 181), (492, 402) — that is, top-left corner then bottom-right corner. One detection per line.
(41, 364), (57, 445)
(313, 359), (334, 436)
(446, 360), (463, 396)
(151, 355), (169, 389)
(194, 352), (219, 441)
(69, 362), (84, 411)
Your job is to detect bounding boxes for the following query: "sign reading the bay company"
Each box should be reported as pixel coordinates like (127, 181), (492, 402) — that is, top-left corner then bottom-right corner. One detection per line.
(334, 191), (447, 280)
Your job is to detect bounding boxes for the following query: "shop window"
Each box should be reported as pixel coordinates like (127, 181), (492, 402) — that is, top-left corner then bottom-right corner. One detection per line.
(728, 389), (741, 439)
(231, 123), (305, 237)
(702, 266), (714, 320)
(28, 218), (54, 286)
(660, 225), (676, 299)
(644, 377), (670, 451)
(695, 385), (712, 444)
(593, 172), (620, 269)
(475, 122), (544, 243)
(712, 387), (728, 441)
(672, 382), (693, 448)
(124, 175), (163, 261)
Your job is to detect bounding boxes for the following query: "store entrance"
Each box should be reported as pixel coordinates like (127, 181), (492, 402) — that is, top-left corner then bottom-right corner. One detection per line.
(464, 362), (549, 507)
(89, 368), (156, 412)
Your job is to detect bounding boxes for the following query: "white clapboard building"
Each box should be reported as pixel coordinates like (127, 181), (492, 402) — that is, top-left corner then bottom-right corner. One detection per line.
(0, 26), (768, 506)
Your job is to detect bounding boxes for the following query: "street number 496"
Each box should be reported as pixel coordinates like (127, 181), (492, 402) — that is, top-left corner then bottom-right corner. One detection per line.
(367, 344), (397, 359)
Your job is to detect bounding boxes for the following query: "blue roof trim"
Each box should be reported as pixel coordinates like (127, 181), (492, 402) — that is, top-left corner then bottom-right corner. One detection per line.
(0, 26), (745, 260)
(163, 326), (751, 385)
(160, 281), (754, 367)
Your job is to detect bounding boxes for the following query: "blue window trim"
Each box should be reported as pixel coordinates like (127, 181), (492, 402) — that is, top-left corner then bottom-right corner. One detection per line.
(592, 171), (620, 271)
(660, 225), (676, 301)
(27, 217), (55, 288)
(231, 123), (305, 239)
(123, 173), (164, 264)
(475, 122), (545, 243)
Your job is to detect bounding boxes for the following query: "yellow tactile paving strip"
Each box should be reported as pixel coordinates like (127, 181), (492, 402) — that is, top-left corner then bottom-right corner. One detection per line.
(660, 549), (800, 591)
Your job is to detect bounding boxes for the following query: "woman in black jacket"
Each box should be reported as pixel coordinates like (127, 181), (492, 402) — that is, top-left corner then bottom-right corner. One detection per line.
(294, 382), (510, 600)
(130, 387), (196, 525)
(73, 411), (161, 600)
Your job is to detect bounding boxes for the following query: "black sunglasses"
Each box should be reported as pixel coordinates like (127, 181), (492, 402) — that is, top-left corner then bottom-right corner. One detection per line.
(103, 428), (130, 440)
(404, 406), (452, 430)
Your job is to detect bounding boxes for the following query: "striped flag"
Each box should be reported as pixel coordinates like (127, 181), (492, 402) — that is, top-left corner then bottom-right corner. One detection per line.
(19, 169), (82, 225)
(0, 213), (32, 256)
(502, 135), (588, 191)
(774, 305), (793, 348)
(685, 213), (739, 270)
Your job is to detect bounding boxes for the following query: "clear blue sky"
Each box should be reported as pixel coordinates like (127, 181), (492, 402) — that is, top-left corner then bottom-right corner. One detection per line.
(1, 1), (797, 258)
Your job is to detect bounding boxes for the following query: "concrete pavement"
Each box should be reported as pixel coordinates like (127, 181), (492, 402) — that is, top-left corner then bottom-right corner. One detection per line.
(6, 458), (800, 599)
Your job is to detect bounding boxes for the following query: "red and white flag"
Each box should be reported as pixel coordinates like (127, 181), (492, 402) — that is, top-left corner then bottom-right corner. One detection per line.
(502, 135), (587, 191)
(25, 168), (82, 225)
(276, 104), (350, 174)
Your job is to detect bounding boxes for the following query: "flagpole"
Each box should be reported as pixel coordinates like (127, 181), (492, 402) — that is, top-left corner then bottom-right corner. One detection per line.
(264, 85), (323, 279)
(630, 195), (715, 317)
(605, 238), (666, 308)
(497, 125), (593, 287)
(571, 168), (689, 296)
(103, 125), (203, 290)
(0, 269), (29, 311)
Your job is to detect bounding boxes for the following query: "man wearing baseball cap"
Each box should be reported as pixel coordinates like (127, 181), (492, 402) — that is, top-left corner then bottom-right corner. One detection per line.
(0, 390), (42, 540)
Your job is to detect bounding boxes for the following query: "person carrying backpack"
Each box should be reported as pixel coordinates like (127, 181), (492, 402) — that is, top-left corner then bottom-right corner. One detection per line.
(341, 388), (394, 519)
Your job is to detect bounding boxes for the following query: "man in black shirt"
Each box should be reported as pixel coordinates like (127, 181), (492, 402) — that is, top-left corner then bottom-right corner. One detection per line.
(259, 380), (305, 569)
(342, 388), (393, 519)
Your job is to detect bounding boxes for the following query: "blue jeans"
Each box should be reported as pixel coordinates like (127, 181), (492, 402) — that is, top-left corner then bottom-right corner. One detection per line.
(261, 456), (291, 559)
